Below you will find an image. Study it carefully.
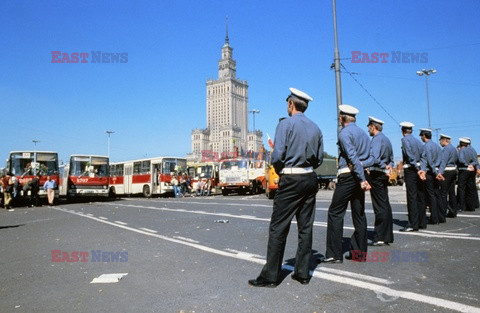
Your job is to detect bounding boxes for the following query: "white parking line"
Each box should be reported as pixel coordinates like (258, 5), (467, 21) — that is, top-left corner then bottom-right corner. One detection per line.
(114, 221), (128, 225)
(52, 206), (480, 313)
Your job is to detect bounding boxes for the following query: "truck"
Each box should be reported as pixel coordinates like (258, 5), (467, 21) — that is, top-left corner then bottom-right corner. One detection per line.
(218, 158), (266, 196)
(315, 158), (337, 190)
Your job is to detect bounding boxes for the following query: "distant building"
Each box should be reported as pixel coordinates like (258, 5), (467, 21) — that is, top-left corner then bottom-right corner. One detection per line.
(189, 20), (262, 162)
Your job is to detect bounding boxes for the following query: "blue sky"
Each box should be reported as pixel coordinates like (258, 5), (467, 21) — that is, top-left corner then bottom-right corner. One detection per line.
(1, 0), (479, 164)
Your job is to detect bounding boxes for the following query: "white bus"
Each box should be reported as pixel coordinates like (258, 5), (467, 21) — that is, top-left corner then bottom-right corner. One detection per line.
(109, 156), (186, 197)
(59, 155), (110, 198)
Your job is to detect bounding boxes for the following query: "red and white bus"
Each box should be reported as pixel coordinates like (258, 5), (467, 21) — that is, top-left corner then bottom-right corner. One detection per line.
(109, 156), (186, 197)
(187, 161), (220, 194)
(59, 155), (110, 198)
(6, 151), (60, 199)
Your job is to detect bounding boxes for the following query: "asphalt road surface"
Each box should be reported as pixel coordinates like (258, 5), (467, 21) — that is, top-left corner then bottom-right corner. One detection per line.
(1, 186), (479, 313)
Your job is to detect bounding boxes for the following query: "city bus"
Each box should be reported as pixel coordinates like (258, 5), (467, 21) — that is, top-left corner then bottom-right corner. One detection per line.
(59, 155), (109, 198)
(6, 151), (59, 199)
(109, 156), (186, 197)
(186, 161), (220, 194)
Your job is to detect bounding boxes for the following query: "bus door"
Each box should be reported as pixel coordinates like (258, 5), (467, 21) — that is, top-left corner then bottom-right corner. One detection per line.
(152, 163), (161, 194)
(124, 164), (133, 194)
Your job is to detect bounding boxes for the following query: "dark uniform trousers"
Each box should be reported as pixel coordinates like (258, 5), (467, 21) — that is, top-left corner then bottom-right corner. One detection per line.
(457, 170), (475, 211)
(404, 167), (427, 230)
(259, 172), (318, 282)
(366, 171), (394, 243)
(425, 171), (443, 224)
(326, 173), (367, 260)
(440, 170), (457, 216)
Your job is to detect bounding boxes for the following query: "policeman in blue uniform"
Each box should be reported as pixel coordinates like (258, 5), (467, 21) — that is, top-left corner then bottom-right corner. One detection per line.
(399, 122), (427, 231)
(457, 137), (477, 211)
(465, 138), (480, 209)
(438, 134), (458, 218)
(323, 104), (372, 263)
(418, 128), (444, 224)
(365, 116), (394, 246)
(249, 87), (323, 287)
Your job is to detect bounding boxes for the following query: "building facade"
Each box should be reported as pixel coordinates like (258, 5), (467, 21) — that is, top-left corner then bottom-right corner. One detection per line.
(190, 25), (262, 162)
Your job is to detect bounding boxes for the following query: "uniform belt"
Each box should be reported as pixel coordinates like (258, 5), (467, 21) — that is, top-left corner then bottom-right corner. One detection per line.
(337, 167), (351, 176)
(444, 166), (457, 171)
(403, 163), (419, 169)
(280, 167), (314, 174)
(370, 167), (389, 173)
(458, 167), (469, 171)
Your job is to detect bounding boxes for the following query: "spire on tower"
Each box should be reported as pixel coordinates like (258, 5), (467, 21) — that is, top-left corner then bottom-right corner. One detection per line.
(225, 16), (229, 44)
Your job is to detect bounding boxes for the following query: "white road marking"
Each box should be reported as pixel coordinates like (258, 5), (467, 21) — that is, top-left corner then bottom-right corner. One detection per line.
(98, 216), (108, 220)
(52, 206), (480, 313)
(114, 221), (128, 225)
(173, 236), (198, 243)
(139, 227), (158, 233)
(123, 198), (480, 219)
(90, 273), (128, 284)
(103, 203), (480, 241)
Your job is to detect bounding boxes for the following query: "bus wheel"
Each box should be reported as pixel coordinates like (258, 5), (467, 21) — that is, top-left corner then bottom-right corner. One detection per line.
(221, 189), (229, 196)
(109, 187), (116, 198)
(143, 185), (152, 198)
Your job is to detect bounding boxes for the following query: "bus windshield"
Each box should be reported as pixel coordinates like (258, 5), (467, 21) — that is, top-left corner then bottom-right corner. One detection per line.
(221, 160), (248, 170)
(70, 156), (109, 177)
(162, 158), (187, 174)
(9, 152), (59, 176)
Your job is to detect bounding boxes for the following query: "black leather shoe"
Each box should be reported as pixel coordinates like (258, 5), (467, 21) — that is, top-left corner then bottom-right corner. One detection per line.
(447, 211), (457, 218)
(291, 274), (310, 285)
(321, 257), (343, 264)
(248, 277), (277, 288)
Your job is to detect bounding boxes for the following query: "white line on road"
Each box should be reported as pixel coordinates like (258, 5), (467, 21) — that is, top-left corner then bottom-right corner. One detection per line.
(102, 203), (480, 241)
(139, 227), (158, 233)
(172, 236), (198, 243)
(98, 216), (108, 220)
(114, 221), (128, 225)
(52, 206), (480, 313)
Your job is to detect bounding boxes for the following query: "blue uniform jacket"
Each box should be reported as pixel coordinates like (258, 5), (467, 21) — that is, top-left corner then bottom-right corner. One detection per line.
(420, 140), (442, 174)
(338, 122), (372, 182)
(370, 132), (394, 169)
(271, 112), (323, 174)
(438, 143), (458, 174)
(401, 134), (423, 170)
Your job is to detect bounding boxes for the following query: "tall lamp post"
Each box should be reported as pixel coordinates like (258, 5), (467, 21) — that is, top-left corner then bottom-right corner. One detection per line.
(416, 68), (437, 129)
(332, 0), (343, 137)
(249, 109), (260, 131)
(105, 131), (114, 157)
(32, 140), (40, 175)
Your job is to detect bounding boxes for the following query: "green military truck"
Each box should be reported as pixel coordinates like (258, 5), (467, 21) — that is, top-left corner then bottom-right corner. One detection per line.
(315, 158), (337, 190)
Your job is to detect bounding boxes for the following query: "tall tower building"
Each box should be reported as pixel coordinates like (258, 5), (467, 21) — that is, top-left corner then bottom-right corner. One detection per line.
(190, 19), (262, 161)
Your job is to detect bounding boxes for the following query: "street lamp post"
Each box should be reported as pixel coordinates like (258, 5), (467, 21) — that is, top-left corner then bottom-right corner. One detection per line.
(332, 0), (343, 137)
(32, 140), (40, 175)
(249, 109), (260, 131)
(105, 131), (115, 157)
(416, 68), (437, 129)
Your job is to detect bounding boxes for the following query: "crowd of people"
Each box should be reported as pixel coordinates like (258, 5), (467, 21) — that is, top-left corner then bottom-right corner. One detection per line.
(0, 173), (57, 209)
(170, 174), (213, 198)
(248, 87), (479, 288)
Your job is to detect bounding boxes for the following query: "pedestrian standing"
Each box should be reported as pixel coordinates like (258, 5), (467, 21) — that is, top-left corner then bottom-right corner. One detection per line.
(323, 104), (372, 263)
(399, 122), (426, 232)
(417, 128), (444, 224)
(249, 87), (323, 287)
(457, 138), (477, 211)
(1, 173), (14, 210)
(365, 116), (394, 246)
(43, 175), (56, 206)
(438, 134), (458, 218)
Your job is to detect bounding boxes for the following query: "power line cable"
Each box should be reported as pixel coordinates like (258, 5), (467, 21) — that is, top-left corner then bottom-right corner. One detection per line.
(340, 63), (400, 125)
